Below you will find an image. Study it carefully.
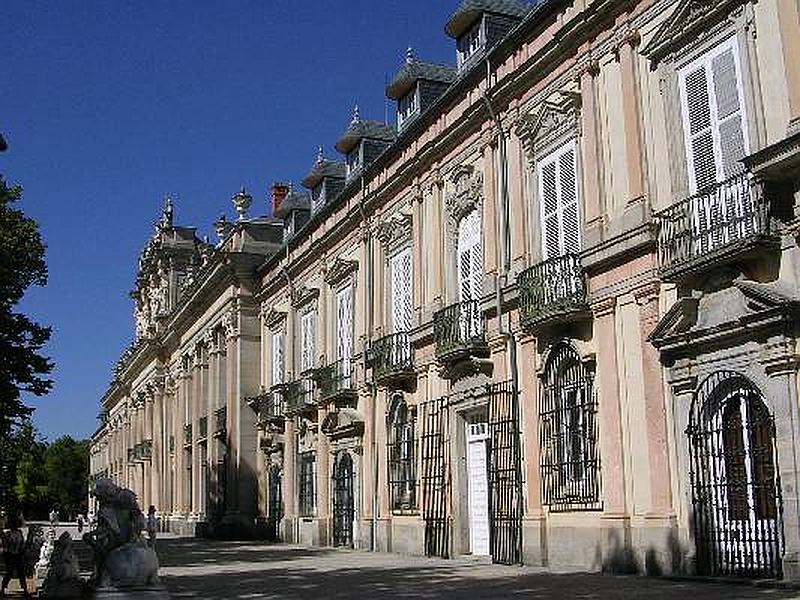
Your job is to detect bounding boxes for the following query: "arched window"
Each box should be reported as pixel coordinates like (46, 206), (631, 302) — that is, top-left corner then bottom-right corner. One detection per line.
(539, 342), (600, 510)
(387, 395), (417, 512)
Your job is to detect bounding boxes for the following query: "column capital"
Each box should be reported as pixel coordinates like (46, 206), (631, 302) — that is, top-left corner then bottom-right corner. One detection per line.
(612, 27), (641, 59)
(591, 296), (617, 319)
(633, 282), (660, 307)
(575, 56), (600, 82)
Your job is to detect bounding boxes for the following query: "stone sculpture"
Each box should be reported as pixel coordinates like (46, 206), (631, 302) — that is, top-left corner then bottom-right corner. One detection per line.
(39, 531), (86, 598)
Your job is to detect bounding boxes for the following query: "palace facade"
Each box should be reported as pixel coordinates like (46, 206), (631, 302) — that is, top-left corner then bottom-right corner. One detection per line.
(90, 0), (800, 580)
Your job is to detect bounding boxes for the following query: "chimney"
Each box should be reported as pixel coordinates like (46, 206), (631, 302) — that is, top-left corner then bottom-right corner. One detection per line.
(271, 182), (290, 215)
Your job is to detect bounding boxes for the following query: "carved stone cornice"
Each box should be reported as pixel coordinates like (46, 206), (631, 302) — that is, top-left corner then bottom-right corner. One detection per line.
(324, 257), (358, 286)
(612, 27), (641, 59)
(516, 91), (581, 163)
(375, 212), (413, 254)
(263, 307), (287, 328)
(444, 164), (483, 229)
(291, 284), (320, 309)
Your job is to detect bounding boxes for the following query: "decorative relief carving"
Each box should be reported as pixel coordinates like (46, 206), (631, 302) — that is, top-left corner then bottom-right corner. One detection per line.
(375, 212), (413, 253)
(444, 164), (484, 230)
(516, 92), (581, 163)
(324, 257), (358, 286)
(291, 284), (320, 308)
(263, 306), (287, 327)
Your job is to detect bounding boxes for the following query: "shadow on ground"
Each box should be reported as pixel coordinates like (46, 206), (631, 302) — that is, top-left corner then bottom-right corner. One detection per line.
(155, 538), (800, 600)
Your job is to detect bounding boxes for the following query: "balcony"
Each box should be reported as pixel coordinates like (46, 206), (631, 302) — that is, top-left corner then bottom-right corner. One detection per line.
(315, 358), (357, 406)
(140, 439), (153, 461)
(184, 424), (193, 447)
(370, 332), (415, 389)
(285, 372), (316, 415)
(213, 407), (227, 439)
(198, 416), (208, 440)
(655, 173), (776, 282)
(518, 253), (589, 331)
(433, 300), (489, 377)
(248, 387), (286, 427)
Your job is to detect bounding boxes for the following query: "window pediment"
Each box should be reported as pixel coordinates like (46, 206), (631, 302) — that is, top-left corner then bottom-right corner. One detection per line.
(642, 0), (745, 66)
(516, 92), (581, 164)
(263, 307), (287, 328)
(445, 164), (483, 229)
(324, 257), (359, 286)
(291, 284), (320, 309)
(376, 212), (413, 254)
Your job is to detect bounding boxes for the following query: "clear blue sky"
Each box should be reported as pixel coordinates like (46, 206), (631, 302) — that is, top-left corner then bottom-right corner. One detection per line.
(2, 0), (457, 442)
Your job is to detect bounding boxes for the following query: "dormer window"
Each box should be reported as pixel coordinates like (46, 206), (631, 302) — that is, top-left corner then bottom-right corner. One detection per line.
(311, 182), (325, 212)
(397, 86), (420, 130)
(457, 20), (483, 69)
(346, 146), (363, 177)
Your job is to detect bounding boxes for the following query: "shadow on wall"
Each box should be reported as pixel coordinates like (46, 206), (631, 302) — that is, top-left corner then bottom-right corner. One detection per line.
(598, 526), (688, 576)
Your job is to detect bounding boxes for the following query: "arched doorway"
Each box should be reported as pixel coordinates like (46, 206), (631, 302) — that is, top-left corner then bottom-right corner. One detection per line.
(267, 465), (282, 542)
(688, 372), (783, 578)
(332, 452), (354, 547)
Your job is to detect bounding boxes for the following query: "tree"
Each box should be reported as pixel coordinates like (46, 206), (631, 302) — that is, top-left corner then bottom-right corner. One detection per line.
(12, 421), (49, 518)
(0, 175), (52, 427)
(45, 436), (89, 518)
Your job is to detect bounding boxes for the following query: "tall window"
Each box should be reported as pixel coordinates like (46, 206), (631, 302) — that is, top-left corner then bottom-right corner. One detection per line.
(346, 146), (362, 177)
(457, 20), (483, 69)
(300, 310), (315, 373)
(387, 396), (417, 512)
(217, 329), (227, 407)
(298, 452), (316, 517)
(678, 37), (748, 194)
(271, 329), (284, 386)
(390, 248), (412, 333)
(457, 209), (482, 302)
(539, 343), (600, 511)
(311, 183), (325, 212)
(538, 140), (580, 260)
(398, 87), (419, 130)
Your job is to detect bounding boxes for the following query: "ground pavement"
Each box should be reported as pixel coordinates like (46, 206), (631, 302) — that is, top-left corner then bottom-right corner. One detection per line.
(157, 538), (800, 600)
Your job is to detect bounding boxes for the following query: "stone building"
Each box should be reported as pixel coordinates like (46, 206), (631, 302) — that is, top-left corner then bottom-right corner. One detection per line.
(90, 0), (800, 580)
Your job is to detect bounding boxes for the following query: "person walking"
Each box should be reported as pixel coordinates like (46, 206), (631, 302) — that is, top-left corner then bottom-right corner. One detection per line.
(77, 514), (84, 533)
(1, 517), (31, 598)
(48, 508), (58, 530)
(146, 506), (157, 549)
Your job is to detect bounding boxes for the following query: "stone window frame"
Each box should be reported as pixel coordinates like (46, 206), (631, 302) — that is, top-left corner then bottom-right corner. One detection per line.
(386, 393), (418, 514)
(376, 210), (413, 333)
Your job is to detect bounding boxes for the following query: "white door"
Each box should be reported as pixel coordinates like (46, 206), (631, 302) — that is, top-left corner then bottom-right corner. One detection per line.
(466, 416), (490, 556)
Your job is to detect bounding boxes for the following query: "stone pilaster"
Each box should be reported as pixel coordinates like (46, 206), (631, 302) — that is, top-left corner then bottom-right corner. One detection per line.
(615, 29), (646, 203)
(578, 59), (602, 229)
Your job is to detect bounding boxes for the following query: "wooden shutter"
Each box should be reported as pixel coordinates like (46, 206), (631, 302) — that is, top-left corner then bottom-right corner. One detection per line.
(336, 285), (353, 363)
(679, 39), (748, 194)
(271, 330), (284, 385)
(300, 311), (315, 372)
(538, 140), (581, 260)
(457, 209), (482, 301)
(390, 248), (413, 333)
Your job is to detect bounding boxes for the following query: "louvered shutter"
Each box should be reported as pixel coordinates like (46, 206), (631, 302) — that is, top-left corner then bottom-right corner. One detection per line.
(538, 141), (581, 259)
(336, 285), (353, 364)
(300, 311), (314, 372)
(271, 330), (284, 385)
(390, 248), (413, 333)
(680, 39), (748, 194)
(457, 209), (482, 301)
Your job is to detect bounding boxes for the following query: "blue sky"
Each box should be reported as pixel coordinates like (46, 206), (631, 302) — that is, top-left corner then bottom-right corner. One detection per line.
(2, 0), (458, 441)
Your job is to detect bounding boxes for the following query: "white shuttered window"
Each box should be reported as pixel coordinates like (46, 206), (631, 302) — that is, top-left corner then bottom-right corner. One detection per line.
(271, 329), (284, 386)
(300, 311), (315, 372)
(390, 248), (413, 333)
(537, 140), (581, 260)
(457, 209), (483, 302)
(336, 285), (353, 364)
(678, 38), (749, 194)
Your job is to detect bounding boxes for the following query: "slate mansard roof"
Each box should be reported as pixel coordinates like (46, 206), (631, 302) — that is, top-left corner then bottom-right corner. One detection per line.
(386, 60), (458, 101)
(272, 189), (311, 219)
(445, 0), (530, 38)
(335, 119), (397, 155)
(302, 158), (346, 189)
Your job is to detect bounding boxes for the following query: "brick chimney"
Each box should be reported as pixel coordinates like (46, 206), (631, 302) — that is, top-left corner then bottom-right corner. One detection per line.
(271, 182), (290, 215)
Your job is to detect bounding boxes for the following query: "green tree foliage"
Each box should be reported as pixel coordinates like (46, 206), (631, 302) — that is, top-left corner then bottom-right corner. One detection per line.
(12, 422), (49, 517)
(45, 436), (89, 518)
(0, 175), (53, 433)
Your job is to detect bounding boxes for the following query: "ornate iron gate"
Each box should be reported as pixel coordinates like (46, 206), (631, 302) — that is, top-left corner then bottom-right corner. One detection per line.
(267, 464), (282, 542)
(421, 396), (450, 558)
(688, 372), (784, 578)
(332, 452), (354, 547)
(488, 381), (523, 565)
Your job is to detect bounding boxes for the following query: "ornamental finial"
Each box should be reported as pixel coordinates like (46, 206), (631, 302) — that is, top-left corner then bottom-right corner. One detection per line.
(317, 145), (324, 164)
(159, 195), (174, 230)
(232, 186), (253, 221)
(406, 47), (414, 64)
(352, 103), (360, 123)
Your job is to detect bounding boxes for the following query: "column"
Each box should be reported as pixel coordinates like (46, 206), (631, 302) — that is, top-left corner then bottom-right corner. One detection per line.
(616, 29), (646, 203)
(430, 171), (444, 308)
(518, 335), (542, 516)
(579, 59), (602, 228)
(592, 297), (627, 514)
(316, 407), (330, 532)
(192, 354), (202, 515)
(481, 132), (499, 279)
(144, 390), (154, 510)
(509, 127), (528, 267)
(224, 327), (239, 521)
(151, 379), (164, 512)
(283, 418), (297, 542)
(633, 284), (673, 514)
(777, 0), (800, 129)
(412, 188), (424, 321)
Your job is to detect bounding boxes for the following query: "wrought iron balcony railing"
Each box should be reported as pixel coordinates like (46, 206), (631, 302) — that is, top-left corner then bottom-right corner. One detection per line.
(655, 173), (773, 280)
(316, 358), (357, 404)
(265, 386), (287, 420)
(184, 423), (192, 446)
(198, 416), (208, 439)
(285, 372), (316, 415)
(433, 300), (487, 361)
(214, 406), (227, 438)
(370, 332), (414, 386)
(518, 253), (588, 330)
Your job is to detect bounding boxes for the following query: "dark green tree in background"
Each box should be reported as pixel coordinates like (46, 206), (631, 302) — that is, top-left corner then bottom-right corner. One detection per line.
(45, 436), (90, 518)
(0, 166), (54, 517)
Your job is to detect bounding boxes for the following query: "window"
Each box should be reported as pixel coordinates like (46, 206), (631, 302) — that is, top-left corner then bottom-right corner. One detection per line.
(537, 140), (580, 260)
(271, 329), (284, 386)
(300, 310), (315, 373)
(390, 248), (412, 333)
(388, 396), (417, 512)
(457, 209), (482, 302)
(457, 20), (484, 69)
(398, 87), (419, 130)
(217, 330), (227, 407)
(298, 452), (316, 517)
(346, 146), (362, 177)
(540, 343), (600, 510)
(311, 183), (325, 212)
(335, 285), (353, 383)
(678, 38), (748, 194)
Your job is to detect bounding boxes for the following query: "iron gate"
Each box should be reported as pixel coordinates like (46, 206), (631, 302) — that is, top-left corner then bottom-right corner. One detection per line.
(421, 396), (450, 558)
(267, 464), (283, 542)
(488, 381), (523, 565)
(332, 452), (355, 547)
(688, 371), (784, 578)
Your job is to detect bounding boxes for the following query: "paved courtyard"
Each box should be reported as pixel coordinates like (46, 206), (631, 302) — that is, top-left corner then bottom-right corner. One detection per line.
(157, 538), (800, 599)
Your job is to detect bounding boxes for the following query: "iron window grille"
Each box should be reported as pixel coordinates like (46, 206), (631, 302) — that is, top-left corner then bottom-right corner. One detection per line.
(332, 452), (355, 547)
(688, 371), (784, 579)
(540, 343), (601, 511)
(298, 451), (316, 517)
(387, 396), (417, 513)
(420, 396), (450, 558)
